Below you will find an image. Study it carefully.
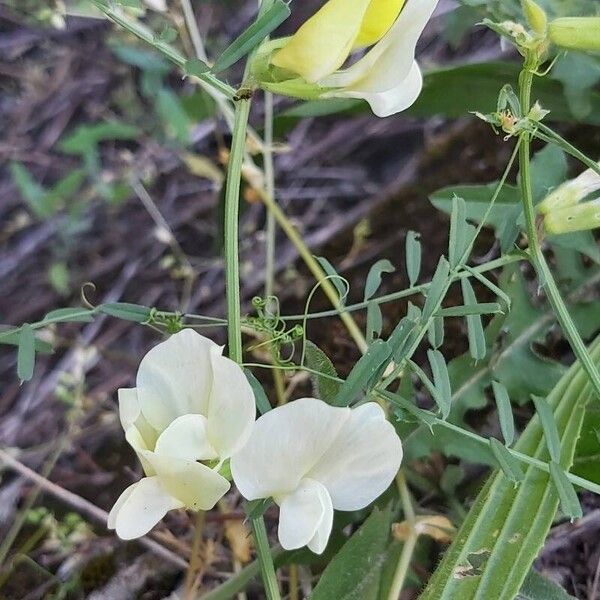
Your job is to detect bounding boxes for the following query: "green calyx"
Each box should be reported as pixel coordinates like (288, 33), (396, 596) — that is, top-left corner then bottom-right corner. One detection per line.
(250, 38), (335, 101)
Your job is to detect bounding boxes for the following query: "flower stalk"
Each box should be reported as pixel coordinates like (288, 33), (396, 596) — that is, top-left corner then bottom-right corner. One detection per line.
(517, 61), (600, 398)
(224, 100), (252, 363)
(222, 54), (282, 599)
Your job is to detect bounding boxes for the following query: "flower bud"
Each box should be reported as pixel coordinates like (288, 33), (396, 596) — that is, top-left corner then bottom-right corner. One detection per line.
(537, 164), (600, 215)
(522, 0), (547, 36)
(548, 17), (600, 52)
(543, 199), (600, 235)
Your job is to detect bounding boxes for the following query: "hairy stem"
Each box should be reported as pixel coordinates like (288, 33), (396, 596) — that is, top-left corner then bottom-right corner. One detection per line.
(224, 97), (281, 597)
(264, 91), (276, 299)
(224, 100), (251, 362)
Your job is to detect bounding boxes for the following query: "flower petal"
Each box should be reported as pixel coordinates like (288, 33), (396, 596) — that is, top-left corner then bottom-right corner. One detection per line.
(108, 477), (183, 540)
(308, 402), (403, 510)
(141, 451), (230, 510)
(271, 0), (372, 83)
(107, 481), (136, 530)
(154, 413), (218, 461)
(322, 0), (438, 93)
(278, 478), (333, 554)
(326, 59), (422, 117)
(136, 330), (220, 432)
(118, 388), (140, 431)
(353, 0), (406, 48)
(125, 425), (156, 476)
(120, 388), (159, 450)
(207, 353), (256, 459)
(307, 487), (334, 555)
(231, 398), (350, 500)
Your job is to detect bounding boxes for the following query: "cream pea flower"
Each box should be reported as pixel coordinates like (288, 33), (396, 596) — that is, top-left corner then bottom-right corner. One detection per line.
(108, 329), (256, 540)
(231, 398), (402, 554)
(537, 162), (600, 215)
(256, 0), (439, 117)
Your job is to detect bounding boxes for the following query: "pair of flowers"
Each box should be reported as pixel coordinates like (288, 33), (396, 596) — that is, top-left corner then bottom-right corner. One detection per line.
(108, 330), (402, 554)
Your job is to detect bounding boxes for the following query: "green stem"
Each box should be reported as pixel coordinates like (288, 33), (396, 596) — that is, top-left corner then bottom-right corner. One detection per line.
(518, 67), (600, 398)
(251, 518), (281, 600)
(224, 100), (251, 362)
(180, 0), (208, 61)
(264, 91), (276, 300)
(201, 545), (284, 600)
(223, 75), (280, 598)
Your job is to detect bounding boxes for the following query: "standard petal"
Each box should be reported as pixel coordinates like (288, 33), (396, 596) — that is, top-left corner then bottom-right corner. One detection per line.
(353, 0), (405, 48)
(278, 478), (333, 553)
(206, 353), (256, 460)
(326, 60), (422, 117)
(308, 402), (403, 511)
(109, 477), (183, 540)
(136, 330), (220, 431)
(271, 0), (372, 83)
(231, 398), (350, 501)
(154, 413), (218, 461)
(142, 451), (230, 510)
(322, 0), (438, 93)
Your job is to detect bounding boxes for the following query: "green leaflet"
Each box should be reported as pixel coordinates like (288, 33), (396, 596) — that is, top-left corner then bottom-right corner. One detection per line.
(364, 259), (395, 301)
(420, 335), (600, 600)
(99, 302), (152, 323)
(492, 381), (515, 446)
(332, 340), (392, 407)
(405, 231), (422, 287)
(17, 324), (35, 383)
(244, 369), (272, 415)
(303, 340), (342, 404)
(211, 0), (290, 73)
